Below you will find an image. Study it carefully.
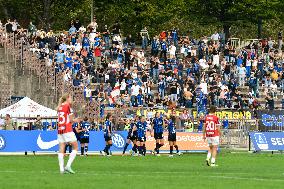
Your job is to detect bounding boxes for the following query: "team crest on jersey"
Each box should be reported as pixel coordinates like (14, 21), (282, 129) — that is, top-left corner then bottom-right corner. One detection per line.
(0, 135), (6, 150)
(111, 133), (125, 149)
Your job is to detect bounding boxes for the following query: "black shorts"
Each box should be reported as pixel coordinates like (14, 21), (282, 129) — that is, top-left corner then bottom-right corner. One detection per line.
(80, 137), (89, 144)
(168, 133), (176, 142)
(130, 131), (138, 141)
(154, 133), (163, 140)
(138, 136), (146, 142)
(104, 135), (112, 142)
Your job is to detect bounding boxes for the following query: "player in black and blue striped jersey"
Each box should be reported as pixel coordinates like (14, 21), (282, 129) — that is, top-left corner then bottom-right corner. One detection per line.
(80, 117), (91, 156)
(101, 113), (113, 156)
(167, 115), (180, 157)
(137, 116), (147, 156)
(152, 112), (164, 156)
(122, 118), (138, 155)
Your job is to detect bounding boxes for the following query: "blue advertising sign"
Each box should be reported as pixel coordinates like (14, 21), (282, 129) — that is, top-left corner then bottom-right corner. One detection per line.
(0, 131), (131, 152)
(256, 110), (284, 130)
(249, 132), (284, 151)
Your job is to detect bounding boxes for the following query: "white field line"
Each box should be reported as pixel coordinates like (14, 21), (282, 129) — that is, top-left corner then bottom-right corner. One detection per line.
(0, 170), (283, 182)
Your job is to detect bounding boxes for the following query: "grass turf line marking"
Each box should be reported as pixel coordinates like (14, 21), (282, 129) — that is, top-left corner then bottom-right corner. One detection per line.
(1, 170), (284, 182)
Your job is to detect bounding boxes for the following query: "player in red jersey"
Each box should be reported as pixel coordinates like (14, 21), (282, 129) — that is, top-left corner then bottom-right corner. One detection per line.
(57, 94), (78, 174)
(203, 106), (221, 167)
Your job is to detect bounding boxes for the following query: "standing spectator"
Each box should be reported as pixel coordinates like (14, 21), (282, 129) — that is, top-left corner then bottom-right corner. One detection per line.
(169, 43), (176, 59)
(269, 81), (278, 98)
(211, 31), (220, 45)
(151, 37), (159, 56)
(12, 19), (20, 32)
(82, 33), (91, 52)
(125, 34), (135, 49)
(28, 21), (37, 37)
(103, 25), (110, 48)
(5, 19), (13, 33)
(265, 94), (274, 110)
(69, 24), (77, 35)
(88, 17), (98, 32)
(171, 28), (178, 47)
(34, 115), (43, 130)
(94, 45), (102, 69)
(278, 30), (283, 50)
(140, 27), (149, 50)
(131, 82), (140, 106)
(160, 39), (167, 60)
(4, 114), (15, 130)
(74, 19), (81, 31)
(237, 64), (246, 86)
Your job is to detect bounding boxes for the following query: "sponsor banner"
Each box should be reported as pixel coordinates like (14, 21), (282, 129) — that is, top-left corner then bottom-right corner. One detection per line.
(256, 110), (284, 129)
(145, 132), (209, 151)
(0, 131), (129, 152)
(0, 131), (208, 152)
(249, 132), (284, 151)
(137, 109), (252, 119)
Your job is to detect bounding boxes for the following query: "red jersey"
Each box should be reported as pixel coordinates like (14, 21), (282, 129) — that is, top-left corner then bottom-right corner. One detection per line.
(57, 103), (73, 134)
(204, 114), (220, 137)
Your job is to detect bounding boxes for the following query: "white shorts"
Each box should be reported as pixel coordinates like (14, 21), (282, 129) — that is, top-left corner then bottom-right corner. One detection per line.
(58, 132), (77, 143)
(207, 136), (220, 146)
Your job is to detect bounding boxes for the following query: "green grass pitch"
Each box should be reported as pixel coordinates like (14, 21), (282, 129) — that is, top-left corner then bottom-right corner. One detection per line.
(0, 152), (283, 189)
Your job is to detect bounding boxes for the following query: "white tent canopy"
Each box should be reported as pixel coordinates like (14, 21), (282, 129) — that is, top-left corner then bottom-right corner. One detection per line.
(0, 97), (57, 117)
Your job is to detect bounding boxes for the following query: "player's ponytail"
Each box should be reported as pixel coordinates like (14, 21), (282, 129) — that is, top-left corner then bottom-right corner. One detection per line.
(57, 93), (70, 111)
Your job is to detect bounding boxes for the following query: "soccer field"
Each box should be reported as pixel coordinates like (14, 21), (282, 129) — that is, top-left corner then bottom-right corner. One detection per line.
(0, 152), (283, 189)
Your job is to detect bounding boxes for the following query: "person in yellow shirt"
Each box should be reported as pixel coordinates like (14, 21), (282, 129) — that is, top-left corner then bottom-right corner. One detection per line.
(271, 70), (279, 81)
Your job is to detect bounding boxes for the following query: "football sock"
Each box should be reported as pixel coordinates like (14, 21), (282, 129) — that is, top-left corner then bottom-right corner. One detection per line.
(103, 146), (107, 153)
(58, 153), (64, 172)
(155, 143), (159, 152)
(68, 146), (72, 153)
(66, 150), (77, 168)
(170, 146), (173, 154)
(132, 144), (137, 153)
(81, 147), (84, 155)
(64, 145), (68, 154)
(106, 144), (112, 155)
(143, 144), (146, 156)
(211, 158), (216, 164)
(138, 146), (143, 154)
(85, 146), (88, 153)
(207, 152), (211, 160)
(123, 143), (129, 154)
(174, 145), (179, 153)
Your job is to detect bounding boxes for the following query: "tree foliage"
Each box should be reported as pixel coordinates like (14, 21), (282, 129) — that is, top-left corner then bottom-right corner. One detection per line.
(0, 0), (283, 38)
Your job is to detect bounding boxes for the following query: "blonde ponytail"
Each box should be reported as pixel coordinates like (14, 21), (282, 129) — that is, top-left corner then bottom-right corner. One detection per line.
(57, 93), (70, 111)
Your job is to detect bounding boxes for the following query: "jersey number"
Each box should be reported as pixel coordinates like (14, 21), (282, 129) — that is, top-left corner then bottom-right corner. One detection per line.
(58, 112), (70, 125)
(206, 121), (216, 131)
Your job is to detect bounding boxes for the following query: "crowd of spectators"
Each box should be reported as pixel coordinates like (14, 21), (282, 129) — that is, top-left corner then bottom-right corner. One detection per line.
(0, 18), (284, 114)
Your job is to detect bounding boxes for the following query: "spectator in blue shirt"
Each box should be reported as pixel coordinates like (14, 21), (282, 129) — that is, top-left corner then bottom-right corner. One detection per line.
(82, 33), (91, 52)
(151, 37), (159, 56)
(160, 39), (167, 60)
(69, 24), (77, 35)
(171, 28), (178, 46)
